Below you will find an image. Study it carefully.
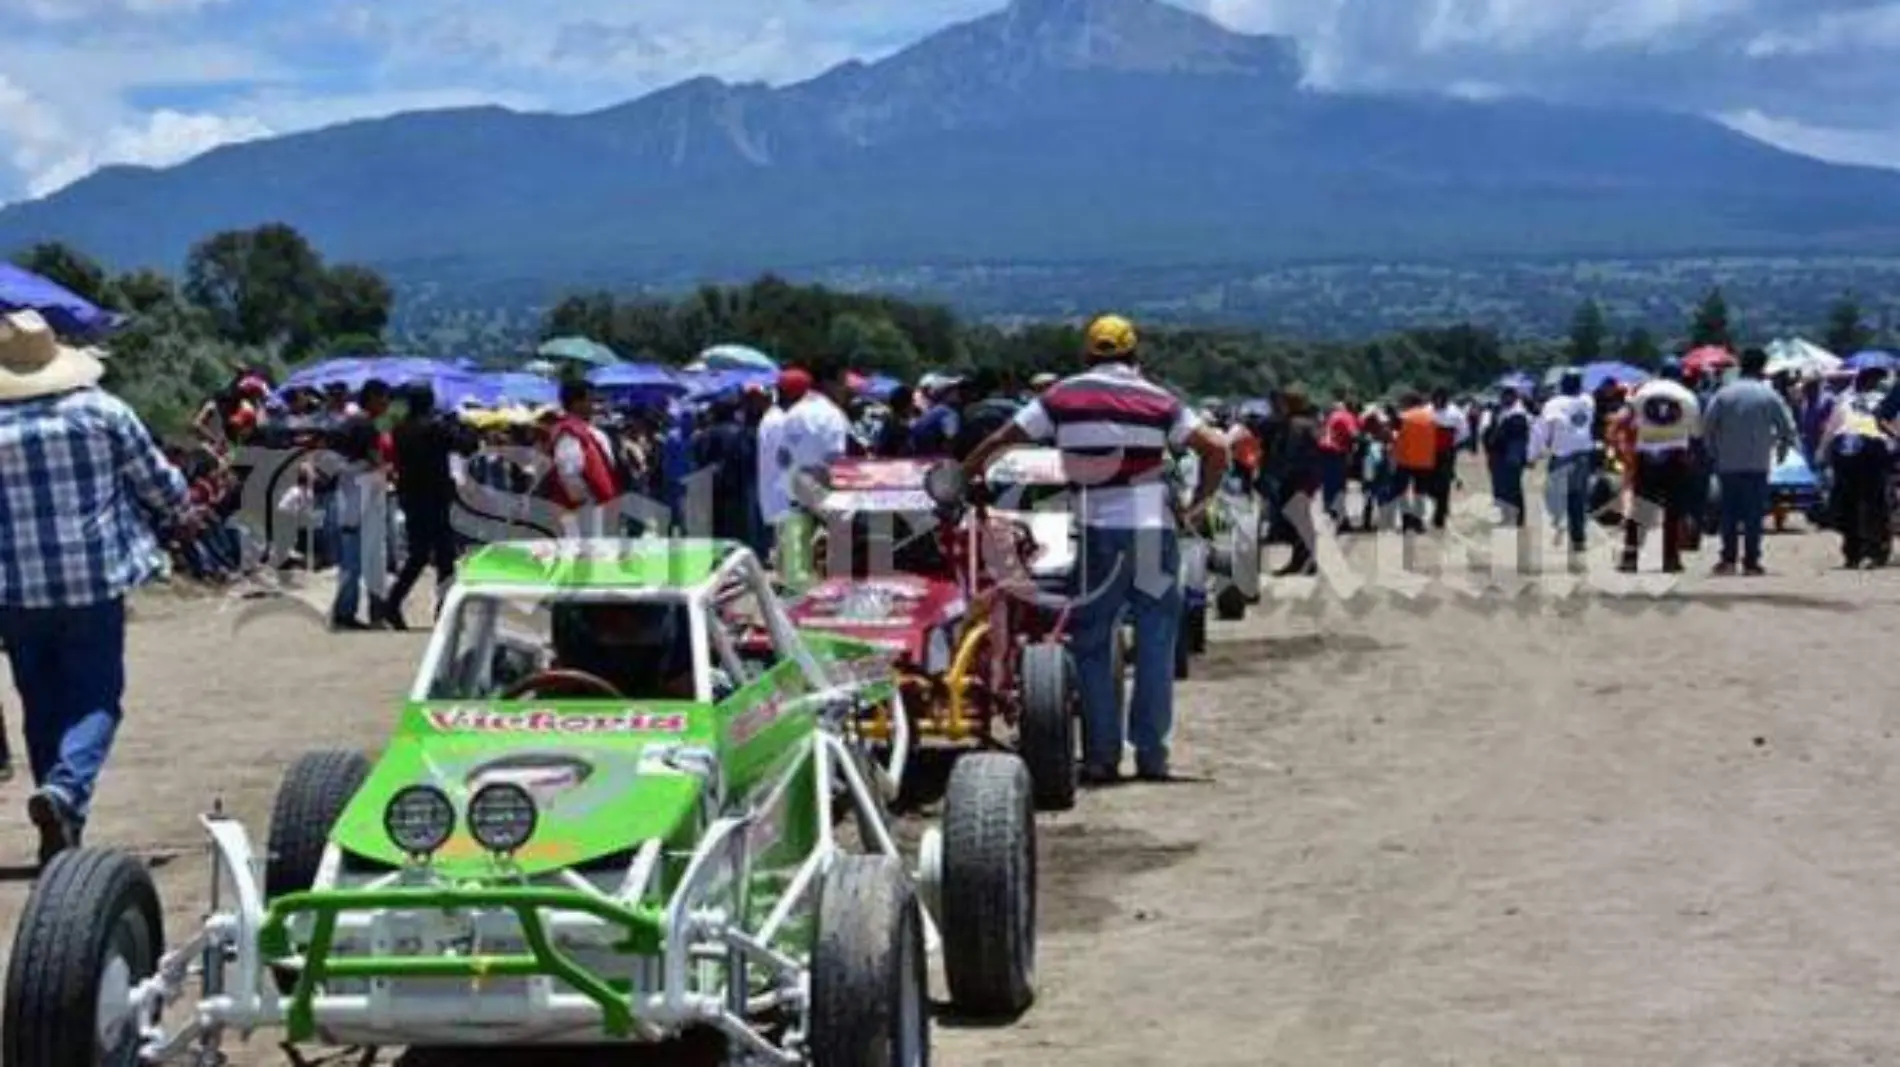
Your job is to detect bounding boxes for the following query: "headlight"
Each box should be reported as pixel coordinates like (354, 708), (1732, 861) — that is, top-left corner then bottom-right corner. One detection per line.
(467, 781), (538, 854)
(384, 784), (455, 857)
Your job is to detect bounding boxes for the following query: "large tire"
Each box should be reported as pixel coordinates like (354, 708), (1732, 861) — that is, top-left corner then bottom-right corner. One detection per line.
(1017, 644), (1077, 812)
(265, 749), (372, 901)
(939, 754), (1037, 1017)
(808, 854), (930, 1067)
(3, 848), (164, 1067)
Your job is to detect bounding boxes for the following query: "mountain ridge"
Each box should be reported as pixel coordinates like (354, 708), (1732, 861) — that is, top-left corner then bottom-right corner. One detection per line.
(3, 0), (1897, 283)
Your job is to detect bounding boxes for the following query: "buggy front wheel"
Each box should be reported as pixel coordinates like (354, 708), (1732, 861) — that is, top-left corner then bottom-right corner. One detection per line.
(3, 848), (163, 1067)
(809, 854), (930, 1067)
(1017, 643), (1077, 812)
(939, 753), (1037, 1017)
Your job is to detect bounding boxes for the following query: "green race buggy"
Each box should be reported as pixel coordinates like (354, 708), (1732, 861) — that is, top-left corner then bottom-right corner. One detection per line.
(2, 539), (1039, 1067)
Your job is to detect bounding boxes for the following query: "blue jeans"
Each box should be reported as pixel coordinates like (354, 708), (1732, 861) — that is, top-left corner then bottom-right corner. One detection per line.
(1718, 471), (1769, 567)
(0, 599), (127, 820)
(1550, 454), (1591, 550)
(1070, 526), (1181, 772)
(1319, 452), (1349, 521)
(331, 525), (364, 623)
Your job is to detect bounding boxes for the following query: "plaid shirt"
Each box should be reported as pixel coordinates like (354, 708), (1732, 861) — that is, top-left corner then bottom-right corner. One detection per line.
(0, 387), (189, 608)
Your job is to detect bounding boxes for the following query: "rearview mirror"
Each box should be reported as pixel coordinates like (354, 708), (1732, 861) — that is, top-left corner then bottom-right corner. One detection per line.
(924, 461), (967, 509)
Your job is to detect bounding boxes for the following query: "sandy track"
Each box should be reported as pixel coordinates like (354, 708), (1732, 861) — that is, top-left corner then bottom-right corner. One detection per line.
(4, 486), (1898, 1065)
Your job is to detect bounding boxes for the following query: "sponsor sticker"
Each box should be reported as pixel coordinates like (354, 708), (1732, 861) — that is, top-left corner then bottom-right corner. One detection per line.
(727, 698), (786, 746)
(424, 708), (688, 734)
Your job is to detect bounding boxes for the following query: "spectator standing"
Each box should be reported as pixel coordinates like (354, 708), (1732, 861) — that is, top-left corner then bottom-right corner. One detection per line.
(1700, 347), (1797, 576)
(964, 314), (1229, 783)
(0, 310), (195, 865)
(544, 379), (621, 540)
(1318, 396), (1360, 529)
(756, 374), (802, 557)
(1818, 367), (1893, 569)
(1530, 369), (1597, 566)
(1388, 394), (1438, 533)
(328, 380), (391, 630)
(1617, 360), (1701, 574)
(384, 384), (476, 629)
(1428, 388), (1467, 530)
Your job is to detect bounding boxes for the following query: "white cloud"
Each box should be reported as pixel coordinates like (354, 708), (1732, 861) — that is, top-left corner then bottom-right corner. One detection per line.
(1720, 109), (1900, 170)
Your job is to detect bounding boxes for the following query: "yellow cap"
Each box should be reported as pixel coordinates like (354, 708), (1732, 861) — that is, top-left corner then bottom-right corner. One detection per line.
(1084, 314), (1137, 360)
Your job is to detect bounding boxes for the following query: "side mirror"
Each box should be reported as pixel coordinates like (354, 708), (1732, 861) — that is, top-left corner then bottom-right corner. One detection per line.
(924, 461), (968, 509)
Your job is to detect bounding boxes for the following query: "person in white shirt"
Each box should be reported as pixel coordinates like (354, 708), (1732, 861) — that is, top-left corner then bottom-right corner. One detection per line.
(755, 378), (797, 556)
(1617, 359), (1701, 573)
(1529, 369), (1597, 560)
(780, 363), (853, 478)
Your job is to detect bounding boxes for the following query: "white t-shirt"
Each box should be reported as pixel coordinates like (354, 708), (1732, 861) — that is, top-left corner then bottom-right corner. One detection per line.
(1530, 394), (1597, 461)
(756, 405), (791, 524)
(781, 394), (851, 478)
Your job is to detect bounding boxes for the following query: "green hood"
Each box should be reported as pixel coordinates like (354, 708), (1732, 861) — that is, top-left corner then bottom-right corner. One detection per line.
(330, 702), (716, 879)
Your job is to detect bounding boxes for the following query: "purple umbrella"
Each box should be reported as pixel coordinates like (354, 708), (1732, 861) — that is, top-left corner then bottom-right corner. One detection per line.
(0, 262), (124, 338)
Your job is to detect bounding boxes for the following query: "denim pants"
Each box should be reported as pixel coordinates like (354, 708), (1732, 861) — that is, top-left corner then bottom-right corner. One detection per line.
(1549, 454), (1592, 550)
(331, 526), (364, 622)
(1717, 471), (1769, 567)
(1319, 452), (1348, 521)
(1070, 526), (1181, 771)
(0, 598), (127, 820)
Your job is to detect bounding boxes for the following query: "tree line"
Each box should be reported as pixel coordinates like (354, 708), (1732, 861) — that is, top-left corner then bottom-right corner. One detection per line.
(10, 221), (1890, 436)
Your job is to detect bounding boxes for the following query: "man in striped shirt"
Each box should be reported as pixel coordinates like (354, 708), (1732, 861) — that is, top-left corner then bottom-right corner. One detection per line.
(964, 314), (1230, 782)
(0, 310), (195, 866)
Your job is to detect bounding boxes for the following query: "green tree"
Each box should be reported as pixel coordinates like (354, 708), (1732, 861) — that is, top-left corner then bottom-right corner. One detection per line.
(828, 312), (920, 378)
(183, 223), (327, 350)
(1616, 327), (1661, 366)
(317, 264), (394, 340)
(1823, 294), (1874, 354)
(11, 241), (110, 307)
(111, 269), (177, 315)
(1689, 287), (1732, 349)
(1567, 299), (1608, 363)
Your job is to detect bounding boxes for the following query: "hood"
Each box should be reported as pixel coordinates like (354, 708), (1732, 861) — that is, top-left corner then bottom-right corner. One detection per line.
(787, 574), (966, 671)
(329, 702), (716, 878)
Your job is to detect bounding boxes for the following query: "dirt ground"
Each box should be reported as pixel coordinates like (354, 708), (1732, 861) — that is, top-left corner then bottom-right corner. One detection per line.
(6, 467), (1900, 1065)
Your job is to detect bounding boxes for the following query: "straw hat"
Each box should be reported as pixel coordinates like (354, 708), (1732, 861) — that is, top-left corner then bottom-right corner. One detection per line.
(0, 310), (104, 401)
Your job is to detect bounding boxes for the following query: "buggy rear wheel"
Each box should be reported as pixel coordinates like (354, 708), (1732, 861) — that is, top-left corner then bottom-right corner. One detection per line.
(3, 848), (163, 1067)
(1017, 643), (1077, 812)
(809, 854), (930, 1067)
(939, 753), (1037, 1017)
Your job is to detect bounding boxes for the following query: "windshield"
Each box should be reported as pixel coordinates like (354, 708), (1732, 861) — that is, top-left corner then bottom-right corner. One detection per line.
(420, 591), (721, 703)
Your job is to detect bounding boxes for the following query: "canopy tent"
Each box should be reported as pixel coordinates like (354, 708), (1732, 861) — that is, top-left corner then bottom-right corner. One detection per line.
(586, 362), (688, 405)
(456, 371), (558, 408)
(850, 371), (903, 399)
(1763, 337), (1840, 379)
(1578, 361), (1650, 391)
(694, 344), (777, 372)
(0, 262), (124, 338)
(1682, 346), (1735, 377)
(536, 336), (621, 367)
(1843, 349), (1898, 373)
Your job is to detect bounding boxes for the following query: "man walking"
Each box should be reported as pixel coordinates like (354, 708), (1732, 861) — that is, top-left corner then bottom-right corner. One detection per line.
(327, 379), (390, 630)
(383, 384), (476, 628)
(0, 310), (195, 865)
(1530, 369), (1597, 568)
(1617, 359), (1701, 574)
(964, 313), (1229, 782)
(1701, 347), (1797, 576)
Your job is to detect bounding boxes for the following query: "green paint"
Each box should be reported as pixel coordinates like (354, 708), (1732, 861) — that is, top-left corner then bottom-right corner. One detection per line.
(458, 538), (734, 591)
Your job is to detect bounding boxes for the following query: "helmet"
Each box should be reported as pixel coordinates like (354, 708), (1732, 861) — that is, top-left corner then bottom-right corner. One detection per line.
(1083, 314), (1137, 360)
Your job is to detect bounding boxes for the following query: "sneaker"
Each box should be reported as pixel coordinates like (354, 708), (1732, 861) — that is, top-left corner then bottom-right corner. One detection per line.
(26, 787), (81, 868)
(1134, 761), (1171, 782)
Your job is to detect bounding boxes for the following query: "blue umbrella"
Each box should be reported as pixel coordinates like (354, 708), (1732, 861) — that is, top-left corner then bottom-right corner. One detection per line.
(536, 336), (620, 367)
(0, 262), (124, 338)
(1844, 350), (1898, 372)
(1578, 361), (1650, 391)
(279, 356), (461, 395)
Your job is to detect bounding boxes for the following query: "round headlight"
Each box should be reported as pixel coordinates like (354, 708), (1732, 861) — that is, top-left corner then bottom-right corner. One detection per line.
(384, 784), (455, 857)
(467, 782), (538, 854)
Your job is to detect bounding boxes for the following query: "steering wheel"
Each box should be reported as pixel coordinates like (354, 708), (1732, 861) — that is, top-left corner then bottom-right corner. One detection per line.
(500, 668), (626, 700)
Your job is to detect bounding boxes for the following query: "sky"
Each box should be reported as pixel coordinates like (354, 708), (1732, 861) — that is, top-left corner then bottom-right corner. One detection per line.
(0, 0), (1897, 203)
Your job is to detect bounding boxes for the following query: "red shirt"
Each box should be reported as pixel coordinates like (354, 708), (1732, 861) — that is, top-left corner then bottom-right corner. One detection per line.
(1321, 408), (1361, 454)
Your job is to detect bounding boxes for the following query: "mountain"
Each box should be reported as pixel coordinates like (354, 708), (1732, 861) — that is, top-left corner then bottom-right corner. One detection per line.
(4, 0), (1900, 287)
